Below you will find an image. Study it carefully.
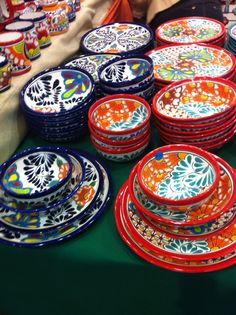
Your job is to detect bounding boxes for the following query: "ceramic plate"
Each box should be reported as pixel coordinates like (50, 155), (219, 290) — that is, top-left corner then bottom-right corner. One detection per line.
(0, 153), (112, 247)
(0, 151), (102, 231)
(65, 54), (121, 82)
(115, 185), (236, 273)
(80, 22), (153, 54)
(156, 17), (225, 44)
(21, 67), (94, 115)
(146, 44), (235, 82)
(130, 157), (235, 227)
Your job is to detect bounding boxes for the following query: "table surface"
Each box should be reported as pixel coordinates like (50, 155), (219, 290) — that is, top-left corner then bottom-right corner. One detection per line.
(0, 127), (235, 315)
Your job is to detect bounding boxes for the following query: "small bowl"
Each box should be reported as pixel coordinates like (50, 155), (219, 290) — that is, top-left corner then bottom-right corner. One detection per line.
(0, 146), (73, 205)
(136, 144), (220, 210)
(88, 94), (151, 137)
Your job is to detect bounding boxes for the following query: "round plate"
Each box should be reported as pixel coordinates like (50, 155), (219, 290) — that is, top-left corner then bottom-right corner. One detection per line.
(146, 43), (235, 83)
(0, 153), (112, 247)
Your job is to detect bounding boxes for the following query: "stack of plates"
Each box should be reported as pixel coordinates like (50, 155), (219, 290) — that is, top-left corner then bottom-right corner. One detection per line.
(88, 94), (151, 162)
(20, 66), (95, 142)
(63, 54), (121, 99)
(80, 22), (154, 55)
(115, 144), (236, 273)
(98, 55), (156, 102)
(226, 23), (236, 56)
(146, 43), (236, 91)
(155, 17), (226, 47)
(0, 146), (112, 247)
(152, 77), (236, 151)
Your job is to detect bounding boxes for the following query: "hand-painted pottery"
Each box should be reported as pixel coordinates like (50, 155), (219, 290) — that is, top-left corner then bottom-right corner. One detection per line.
(146, 43), (236, 83)
(64, 54), (121, 83)
(152, 77), (236, 122)
(21, 66), (95, 116)
(88, 94), (151, 136)
(115, 187), (236, 273)
(43, 1), (69, 35)
(80, 22), (154, 55)
(0, 55), (11, 92)
(0, 151), (103, 231)
(5, 21), (41, 60)
(0, 0), (14, 31)
(121, 182), (236, 261)
(156, 17), (225, 44)
(136, 144), (220, 210)
(0, 146), (73, 205)
(129, 157), (235, 227)
(0, 31), (31, 75)
(63, 0), (76, 22)
(74, 0), (80, 11)
(19, 12), (51, 48)
(0, 154), (112, 247)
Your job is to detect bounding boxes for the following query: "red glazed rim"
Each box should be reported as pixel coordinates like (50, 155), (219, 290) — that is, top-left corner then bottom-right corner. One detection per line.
(90, 130), (150, 154)
(146, 43), (236, 84)
(0, 31), (24, 45)
(155, 16), (226, 45)
(136, 144), (221, 206)
(89, 120), (150, 147)
(88, 94), (151, 135)
(152, 76), (236, 123)
(153, 106), (235, 129)
(122, 181), (236, 261)
(155, 111), (236, 136)
(115, 185), (236, 272)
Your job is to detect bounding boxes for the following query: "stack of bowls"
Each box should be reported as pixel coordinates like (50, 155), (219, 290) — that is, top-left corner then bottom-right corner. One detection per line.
(98, 55), (155, 102)
(146, 43), (236, 91)
(64, 53), (121, 99)
(152, 77), (236, 151)
(115, 144), (236, 273)
(155, 17), (226, 47)
(88, 94), (151, 162)
(226, 23), (236, 56)
(0, 146), (112, 247)
(80, 22), (154, 55)
(20, 66), (95, 142)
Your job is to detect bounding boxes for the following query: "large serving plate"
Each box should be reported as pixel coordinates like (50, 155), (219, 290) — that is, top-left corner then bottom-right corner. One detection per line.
(156, 17), (225, 44)
(80, 22), (154, 55)
(146, 43), (236, 83)
(115, 184), (236, 273)
(0, 151), (112, 247)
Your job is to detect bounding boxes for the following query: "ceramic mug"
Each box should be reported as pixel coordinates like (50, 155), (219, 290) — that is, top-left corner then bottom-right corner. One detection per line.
(0, 31), (31, 76)
(43, 1), (69, 35)
(61, 0), (76, 22)
(0, 55), (12, 92)
(75, 0), (80, 12)
(19, 12), (51, 48)
(6, 21), (41, 60)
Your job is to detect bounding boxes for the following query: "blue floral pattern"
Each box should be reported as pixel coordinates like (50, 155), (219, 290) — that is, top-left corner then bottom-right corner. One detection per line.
(178, 103), (228, 118)
(164, 239), (210, 254)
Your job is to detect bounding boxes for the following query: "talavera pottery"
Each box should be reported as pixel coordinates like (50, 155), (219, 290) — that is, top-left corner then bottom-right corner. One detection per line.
(156, 17), (225, 44)
(0, 55), (11, 92)
(0, 150), (103, 231)
(88, 94), (151, 136)
(146, 43), (236, 83)
(120, 182), (236, 261)
(0, 146), (73, 205)
(0, 153), (112, 247)
(115, 186), (236, 273)
(43, 1), (69, 36)
(129, 157), (236, 227)
(0, 31), (31, 75)
(80, 22), (154, 55)
(136, 144), (220, 210)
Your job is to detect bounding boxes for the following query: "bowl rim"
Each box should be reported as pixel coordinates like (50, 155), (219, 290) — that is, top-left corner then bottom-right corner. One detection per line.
(152, 76), (236, 123)
(88, 94), (151, 135)
(0, 146), (73, 200)
(136, 144), (221, 206)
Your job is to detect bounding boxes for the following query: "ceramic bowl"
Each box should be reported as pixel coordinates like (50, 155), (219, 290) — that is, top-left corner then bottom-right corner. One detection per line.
(80, 22), (154, 55)
(152, 77), (236, 123)
(88, 94), (151, 137)
(0, 146), (73, 206)
(136, 144), (221, 211)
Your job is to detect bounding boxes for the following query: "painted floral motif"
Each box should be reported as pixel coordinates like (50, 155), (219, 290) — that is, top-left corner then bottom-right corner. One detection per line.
(62, 71), (90, 99)
(197, 28), (218, 39)
(179, 49), (213, 63)
(158, 67), (195, 81)
(178, 103), (228, 118)
(162, 26), (183, 38)
(2, 212), (40, 229)
(164, 239), (210, 254)
(74, 185), (95, 207)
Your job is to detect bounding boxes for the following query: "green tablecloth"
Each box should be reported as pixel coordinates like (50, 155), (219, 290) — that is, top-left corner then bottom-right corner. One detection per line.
(0, 128), (235, 315)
